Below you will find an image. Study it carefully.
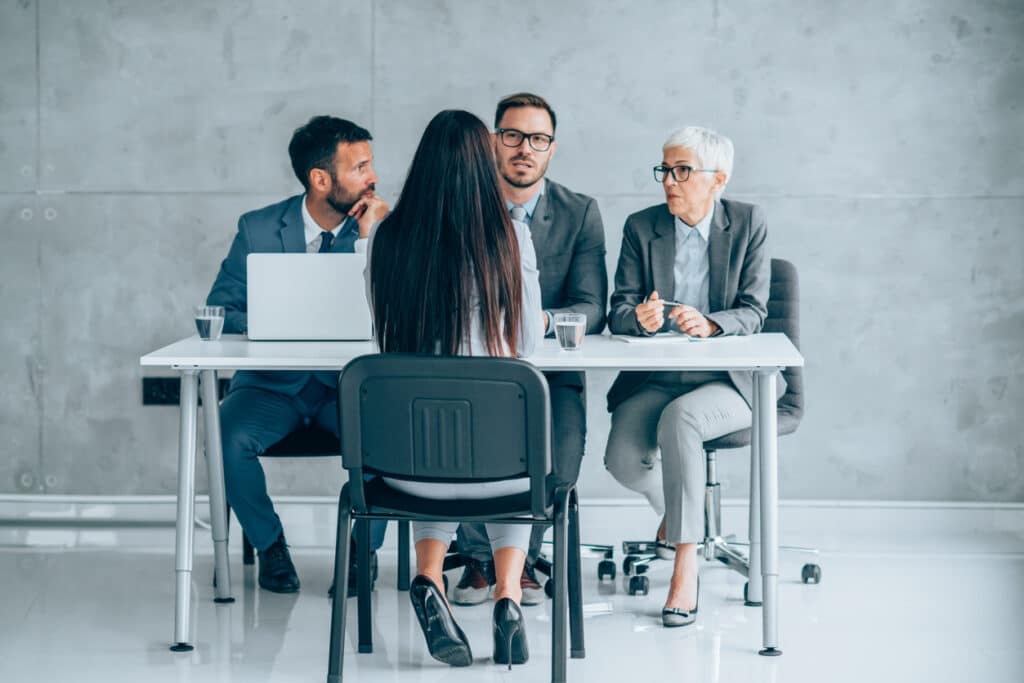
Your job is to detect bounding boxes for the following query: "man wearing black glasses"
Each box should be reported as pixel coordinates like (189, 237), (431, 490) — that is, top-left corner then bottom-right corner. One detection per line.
(450, 93), (608, 607)
(604, 126), (781, 628)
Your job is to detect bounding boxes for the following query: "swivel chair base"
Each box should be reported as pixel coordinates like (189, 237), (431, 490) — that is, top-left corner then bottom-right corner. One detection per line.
(620, 449), (821, 598)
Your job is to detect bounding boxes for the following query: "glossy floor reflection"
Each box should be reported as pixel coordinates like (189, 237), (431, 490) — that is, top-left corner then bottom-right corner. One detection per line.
(1, 504), (1023, 682)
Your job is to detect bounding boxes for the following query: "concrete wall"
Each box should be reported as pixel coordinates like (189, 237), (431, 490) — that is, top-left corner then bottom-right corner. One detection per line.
(1, 0), (1021, 501)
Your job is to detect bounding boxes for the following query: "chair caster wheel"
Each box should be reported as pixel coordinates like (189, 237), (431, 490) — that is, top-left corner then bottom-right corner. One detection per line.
(801, 563), (821, 584)
(628, 575), (649, 596)
(597, 559), (616, 581)
(544, 578), (555, 599)
(623, 555), (640, 576)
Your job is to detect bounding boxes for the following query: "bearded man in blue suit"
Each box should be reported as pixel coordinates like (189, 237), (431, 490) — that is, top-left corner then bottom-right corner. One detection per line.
(206, 116), (388, 593)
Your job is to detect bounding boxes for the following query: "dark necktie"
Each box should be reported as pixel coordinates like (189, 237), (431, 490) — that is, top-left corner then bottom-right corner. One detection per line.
(318, 231), (335, 253)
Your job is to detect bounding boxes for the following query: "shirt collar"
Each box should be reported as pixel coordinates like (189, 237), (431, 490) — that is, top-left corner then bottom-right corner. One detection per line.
(302, 194), (347, 246)
(674, 202), (714, 243)
(504, 178), (545, 219)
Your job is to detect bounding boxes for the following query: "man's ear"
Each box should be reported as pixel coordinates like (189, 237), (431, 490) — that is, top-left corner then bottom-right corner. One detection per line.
(548, 139), (558, 160)
(308, 167), (330, 194)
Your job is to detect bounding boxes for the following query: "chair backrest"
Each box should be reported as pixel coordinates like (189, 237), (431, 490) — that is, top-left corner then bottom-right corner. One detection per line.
(764, 258), (803, 423)
(339, 353), (551, 515)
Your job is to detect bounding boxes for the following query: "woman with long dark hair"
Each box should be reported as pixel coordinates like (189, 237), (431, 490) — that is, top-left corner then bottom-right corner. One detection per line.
(364, 109), (542, 667)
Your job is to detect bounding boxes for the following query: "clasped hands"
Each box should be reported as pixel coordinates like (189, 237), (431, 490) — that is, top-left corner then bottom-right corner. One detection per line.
(635, 290), (719, 337)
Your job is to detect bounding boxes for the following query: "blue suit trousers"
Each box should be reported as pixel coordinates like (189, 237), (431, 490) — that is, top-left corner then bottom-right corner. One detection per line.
(220, 379), (386, 552)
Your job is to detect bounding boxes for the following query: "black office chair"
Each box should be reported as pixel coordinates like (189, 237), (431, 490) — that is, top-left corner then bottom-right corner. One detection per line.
(327, 354), (584, 683)
(621, 258), (820, 596)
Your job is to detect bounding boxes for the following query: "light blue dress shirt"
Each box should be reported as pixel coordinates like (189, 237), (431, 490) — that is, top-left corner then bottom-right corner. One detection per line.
(672, 205), (713, 314)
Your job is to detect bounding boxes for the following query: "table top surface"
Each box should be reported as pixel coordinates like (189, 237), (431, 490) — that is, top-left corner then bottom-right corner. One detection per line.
(140, 333), (803, 371)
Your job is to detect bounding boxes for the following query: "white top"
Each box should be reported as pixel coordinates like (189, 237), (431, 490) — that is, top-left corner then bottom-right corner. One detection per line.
(362, 218), (544, 498)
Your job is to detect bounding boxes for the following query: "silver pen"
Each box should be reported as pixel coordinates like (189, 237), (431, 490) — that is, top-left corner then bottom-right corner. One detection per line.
(642, 296), (687, 308)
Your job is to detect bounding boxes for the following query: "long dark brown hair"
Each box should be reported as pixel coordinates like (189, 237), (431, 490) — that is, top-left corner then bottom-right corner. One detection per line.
(370, 110), (522, 356)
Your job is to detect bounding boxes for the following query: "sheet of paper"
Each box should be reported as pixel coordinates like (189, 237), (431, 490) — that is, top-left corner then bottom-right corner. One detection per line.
(611, 333), (711, 343)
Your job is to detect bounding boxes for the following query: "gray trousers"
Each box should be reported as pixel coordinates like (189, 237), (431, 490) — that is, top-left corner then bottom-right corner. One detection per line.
(604, 380), (751, 544)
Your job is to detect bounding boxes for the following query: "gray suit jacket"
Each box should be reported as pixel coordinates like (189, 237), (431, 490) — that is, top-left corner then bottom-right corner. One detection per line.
(531, 179), (608, 388)
(206, 194), (359, 397)
(606, 198), (783, 411)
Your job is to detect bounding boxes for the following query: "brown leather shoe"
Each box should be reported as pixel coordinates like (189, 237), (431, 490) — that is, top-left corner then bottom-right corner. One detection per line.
(520, 565), (545, 606)
(450, 559), (494, 605)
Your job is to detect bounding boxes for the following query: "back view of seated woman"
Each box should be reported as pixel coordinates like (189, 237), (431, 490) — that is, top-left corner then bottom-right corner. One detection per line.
(364, 109), (542, 668)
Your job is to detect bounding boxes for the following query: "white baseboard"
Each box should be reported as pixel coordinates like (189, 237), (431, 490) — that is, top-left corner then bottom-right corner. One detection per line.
(2, 494), (1022, 555)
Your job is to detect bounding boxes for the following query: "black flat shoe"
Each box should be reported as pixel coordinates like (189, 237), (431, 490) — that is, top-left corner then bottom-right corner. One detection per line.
(492, 597), (529, 668)
(258, 532), (300, 594)
(662, 576), (699, 628)
(409, 575), (473, 667)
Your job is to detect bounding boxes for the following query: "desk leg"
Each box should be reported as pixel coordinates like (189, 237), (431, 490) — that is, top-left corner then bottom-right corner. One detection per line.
(746, 372), (763, 606)
(171, 370), (199, 652)
(201, 370), (233, 604)
(756, 369), (781, 656)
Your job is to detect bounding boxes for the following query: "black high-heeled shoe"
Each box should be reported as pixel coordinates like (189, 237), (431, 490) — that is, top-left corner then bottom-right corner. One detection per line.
(492, 597), (529, 669)
(409, 575), (473, 667)
(662, 576), (700, 627)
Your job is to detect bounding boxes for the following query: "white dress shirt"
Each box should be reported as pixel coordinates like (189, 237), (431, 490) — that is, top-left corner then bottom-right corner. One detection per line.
(301, 194), (346, 252)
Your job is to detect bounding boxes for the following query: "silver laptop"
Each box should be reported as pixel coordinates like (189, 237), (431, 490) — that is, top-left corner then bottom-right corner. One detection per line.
(246, 253), (373, 341)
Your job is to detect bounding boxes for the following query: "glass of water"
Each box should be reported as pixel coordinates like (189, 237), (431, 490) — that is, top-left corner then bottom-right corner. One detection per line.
(194, 305), (225, 341)
(554, 312), (586, 350)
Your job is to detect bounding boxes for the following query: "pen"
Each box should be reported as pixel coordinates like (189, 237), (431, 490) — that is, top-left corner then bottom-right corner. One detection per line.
(642, 296), (687, 308)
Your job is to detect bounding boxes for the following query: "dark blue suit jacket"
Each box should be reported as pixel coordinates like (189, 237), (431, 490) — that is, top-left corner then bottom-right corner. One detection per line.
(206, 194), (359, 397)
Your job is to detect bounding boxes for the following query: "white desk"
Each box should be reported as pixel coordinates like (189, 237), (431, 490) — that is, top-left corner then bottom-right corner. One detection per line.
(141, 333), (802, 656)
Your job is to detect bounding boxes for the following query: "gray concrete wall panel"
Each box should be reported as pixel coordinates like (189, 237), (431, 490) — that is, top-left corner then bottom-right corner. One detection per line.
(0, 198), (43, 492)
(0, 0), (38, 192)
(38, 1), (372, 192)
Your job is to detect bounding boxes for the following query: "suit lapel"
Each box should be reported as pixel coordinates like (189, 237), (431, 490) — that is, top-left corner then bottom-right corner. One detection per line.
(707, 200), (732, 312)
(279, 195), (306, 253)
(528, 186), (554, 259)
(651, 206), (676, 299)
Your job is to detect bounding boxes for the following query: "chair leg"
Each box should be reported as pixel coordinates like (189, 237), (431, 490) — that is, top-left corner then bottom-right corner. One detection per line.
(242, 532), (255, 566)
(550, 490), (570, 683)
(567, 488), (585, 659)
(397, 520), (410, 591)
(356, 519), (373, 653)
(327, 484), (352, 683)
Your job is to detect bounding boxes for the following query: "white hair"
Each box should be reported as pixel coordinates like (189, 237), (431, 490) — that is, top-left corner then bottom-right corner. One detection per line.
(662, 126), (734, 197)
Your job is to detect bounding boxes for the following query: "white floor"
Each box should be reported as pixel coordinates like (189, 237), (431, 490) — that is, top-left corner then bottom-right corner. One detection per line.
(1, 501), (1023, 683)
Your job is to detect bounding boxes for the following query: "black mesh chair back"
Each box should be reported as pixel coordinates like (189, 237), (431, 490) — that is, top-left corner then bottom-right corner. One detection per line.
(705, 258), (803, 449)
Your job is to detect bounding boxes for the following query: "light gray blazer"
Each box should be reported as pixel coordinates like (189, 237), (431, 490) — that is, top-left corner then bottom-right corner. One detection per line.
(606, 198), (783, 411)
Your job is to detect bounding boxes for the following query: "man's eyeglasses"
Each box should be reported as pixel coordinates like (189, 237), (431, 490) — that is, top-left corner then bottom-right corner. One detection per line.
(653, 164), (718, 183)
(497, 128), (555, 152)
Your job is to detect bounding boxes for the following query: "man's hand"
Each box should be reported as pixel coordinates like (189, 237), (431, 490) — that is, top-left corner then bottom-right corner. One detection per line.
(350, 191), (389, 238)
(543, 311), (549, 331)
(668, 304), (719, 338)
(635, 290), (666, 333)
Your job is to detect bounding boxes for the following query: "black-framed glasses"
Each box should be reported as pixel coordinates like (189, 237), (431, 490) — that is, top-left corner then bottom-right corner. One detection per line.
(653, 164), (718, 183)
(497, 127), (555, 152)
